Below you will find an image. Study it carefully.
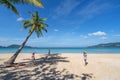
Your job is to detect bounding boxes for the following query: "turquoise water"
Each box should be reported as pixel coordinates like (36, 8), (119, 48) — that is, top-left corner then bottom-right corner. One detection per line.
(0, 47), (120, 54)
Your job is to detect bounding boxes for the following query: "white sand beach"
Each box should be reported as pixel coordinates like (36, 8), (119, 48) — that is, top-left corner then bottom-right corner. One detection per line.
(0, 53), (120, 80)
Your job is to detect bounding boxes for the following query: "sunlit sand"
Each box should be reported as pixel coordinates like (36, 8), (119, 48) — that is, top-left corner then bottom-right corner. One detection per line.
(0, 53), (120, 80)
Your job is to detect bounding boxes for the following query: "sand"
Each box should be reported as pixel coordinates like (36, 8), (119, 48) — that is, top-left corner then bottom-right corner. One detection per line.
(0, 53), (120, 80)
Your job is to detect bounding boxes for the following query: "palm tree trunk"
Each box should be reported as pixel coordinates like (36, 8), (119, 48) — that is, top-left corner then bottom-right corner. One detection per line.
(4, 31), (34, 66)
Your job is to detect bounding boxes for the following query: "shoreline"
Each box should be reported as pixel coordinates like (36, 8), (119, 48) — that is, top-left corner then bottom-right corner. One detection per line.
(0, 52), (120, 54)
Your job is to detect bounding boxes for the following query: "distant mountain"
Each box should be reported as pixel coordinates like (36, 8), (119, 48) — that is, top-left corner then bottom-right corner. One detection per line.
(0, 44), (32, 48)
(0, 46), (5, 48)
(88, 42), (120, 48)
(1, 42), (120, 48)
(7, 44), (32, 48)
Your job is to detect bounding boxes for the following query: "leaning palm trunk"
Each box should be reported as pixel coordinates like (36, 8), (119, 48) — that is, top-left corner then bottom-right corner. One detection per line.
(4, 30), (33, 66)
(4, 11), (48, 66)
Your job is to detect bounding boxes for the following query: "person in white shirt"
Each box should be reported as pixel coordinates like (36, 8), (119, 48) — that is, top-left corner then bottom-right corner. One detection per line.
(83, 51), (88, 66)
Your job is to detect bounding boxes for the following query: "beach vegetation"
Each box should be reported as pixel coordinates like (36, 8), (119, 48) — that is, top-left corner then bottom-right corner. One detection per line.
(4, 11), (48, 66)
(0, 0), (44, 15)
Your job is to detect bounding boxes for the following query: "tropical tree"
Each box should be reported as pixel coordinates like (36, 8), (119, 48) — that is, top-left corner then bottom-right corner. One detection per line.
(0, 0), (44, 15)
(4, 11), (48, 66)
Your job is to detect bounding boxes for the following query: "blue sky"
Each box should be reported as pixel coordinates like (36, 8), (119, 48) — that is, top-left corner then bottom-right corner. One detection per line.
(0, 0), (120, 47)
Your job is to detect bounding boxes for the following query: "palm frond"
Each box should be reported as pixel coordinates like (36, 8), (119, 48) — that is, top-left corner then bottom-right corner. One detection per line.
(8, 0), (44, 7)
(39, 22), (48, 27)
(0, 0), (19, 15)
(29, 25), (35, 33)
(0, 0), (44, 15)
(21, 11), (48, 38)
(39, 18), (47, 21)
(25, 0), (44, 8)
(23, 20), (32, 28)
(35, 26), (42, 37)
(42, 27), (47, 32)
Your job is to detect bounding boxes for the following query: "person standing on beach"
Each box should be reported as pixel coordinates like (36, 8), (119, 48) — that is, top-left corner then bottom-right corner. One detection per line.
(48, 49), (51, 55)
(83, 51), (88, 66)
(32, 52), (35, 61)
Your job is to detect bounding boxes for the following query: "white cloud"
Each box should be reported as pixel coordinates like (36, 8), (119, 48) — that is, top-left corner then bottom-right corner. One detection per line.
(80, 35), (88, 39)
(113, 34), (120, 37)
(17, 17), (24, 21)
(54, 29), (59, 32)
(88, 31), (106, 36)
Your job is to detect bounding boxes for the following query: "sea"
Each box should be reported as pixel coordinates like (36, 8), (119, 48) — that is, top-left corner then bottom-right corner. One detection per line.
(0, 47), (120, 54)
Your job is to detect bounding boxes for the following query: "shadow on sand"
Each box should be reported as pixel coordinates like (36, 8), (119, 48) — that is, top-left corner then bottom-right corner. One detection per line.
(0, 54), (94, 80)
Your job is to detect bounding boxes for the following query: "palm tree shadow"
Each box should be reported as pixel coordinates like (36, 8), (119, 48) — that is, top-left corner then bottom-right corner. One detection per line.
(81, 73), (93, 80)
(35, 54), (69, 65)
(0, 54), (94, 80)
(21, 53), (69, 67)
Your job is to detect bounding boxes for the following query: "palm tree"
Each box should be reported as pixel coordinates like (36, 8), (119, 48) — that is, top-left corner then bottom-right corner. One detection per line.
(4, 11), (48, 66)
(0, 0), (44, 15)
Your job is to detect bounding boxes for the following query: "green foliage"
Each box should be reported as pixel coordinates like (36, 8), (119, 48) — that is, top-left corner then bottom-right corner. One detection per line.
(22, 11), (48, 37)
(0, 0), (44, 15)
(8, 0), (44, 7)
(0, 0), (19, 15)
